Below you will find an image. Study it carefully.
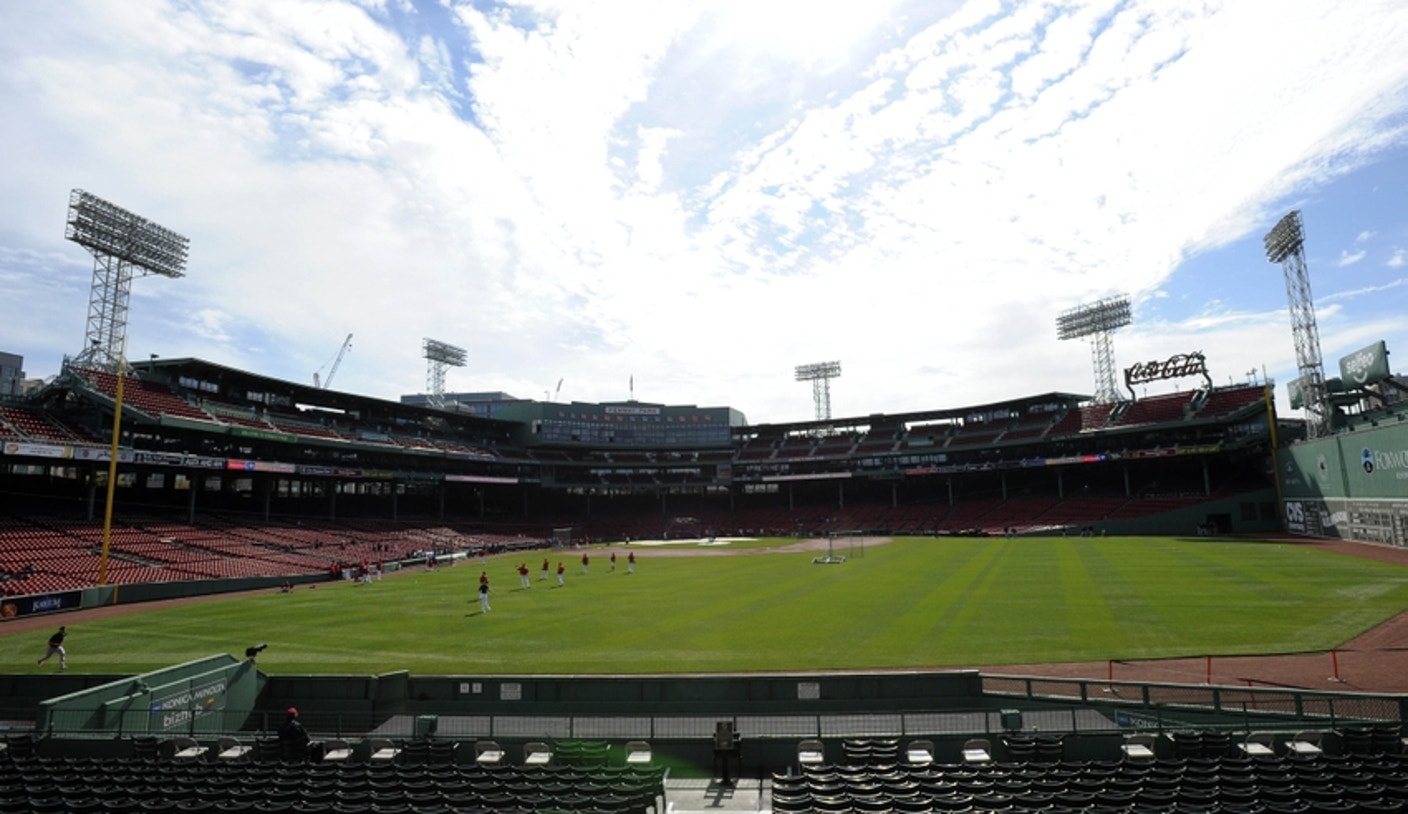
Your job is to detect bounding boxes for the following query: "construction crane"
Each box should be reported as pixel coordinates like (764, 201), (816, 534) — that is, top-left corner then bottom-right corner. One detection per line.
(314, 333), (353, 389)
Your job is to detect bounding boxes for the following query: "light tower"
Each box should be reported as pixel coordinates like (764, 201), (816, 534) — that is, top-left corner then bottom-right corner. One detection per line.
(795, 361), (841, 422)
(64, 189), (189, 369)
(422, 338), (466, 409)
(1265, 210), (1330, 439)
(1057, 295), (1132, 404)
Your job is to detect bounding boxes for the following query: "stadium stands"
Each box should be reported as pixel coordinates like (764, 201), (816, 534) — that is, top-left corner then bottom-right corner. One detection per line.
(0, 406), (89, 444)
(1195, 384), (1267, 418)
(854, 430), (900, 455)
(0, 354), (1284, 600)
(0, 513), (553, 595)
(0, 750), (670, 814)
(1109, 392), (1196, 427)
(0, 471), (1276, 596)
(73, 367), (218, 423)
(757, 743), (1408, 814)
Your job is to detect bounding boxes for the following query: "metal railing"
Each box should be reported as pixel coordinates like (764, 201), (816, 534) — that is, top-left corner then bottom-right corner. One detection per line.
(981, 673), (1406, 729)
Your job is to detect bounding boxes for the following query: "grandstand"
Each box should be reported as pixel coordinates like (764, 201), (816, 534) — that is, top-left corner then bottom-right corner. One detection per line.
(4, 347), (1408, 813)
(0, 356), (1283, 596)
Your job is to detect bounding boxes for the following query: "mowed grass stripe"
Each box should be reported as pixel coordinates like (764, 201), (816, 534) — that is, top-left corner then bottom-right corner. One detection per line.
(1135, 538), (1408, 653)
(1073, 540), (1175, 658)
(3, 536), (1408, 675)
(852, 540), (988, 662)
(1059, 540), (1129, 655)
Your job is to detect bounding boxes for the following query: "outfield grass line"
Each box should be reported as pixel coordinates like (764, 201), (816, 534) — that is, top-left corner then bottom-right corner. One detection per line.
(4, 536), (1408, 675)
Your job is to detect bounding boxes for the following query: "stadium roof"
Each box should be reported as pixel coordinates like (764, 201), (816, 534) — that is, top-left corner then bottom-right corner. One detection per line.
(94, 357), (521, 431)
(738, 391), (1092, 436)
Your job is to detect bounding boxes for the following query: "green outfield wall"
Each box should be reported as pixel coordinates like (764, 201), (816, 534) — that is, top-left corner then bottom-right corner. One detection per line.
(36, 654), (265, 738)
(1083, 488), (1279, 536)
(257, 670), (986, 726)
(80, 574), (327, 610)
(1278, 420), (1408, 545)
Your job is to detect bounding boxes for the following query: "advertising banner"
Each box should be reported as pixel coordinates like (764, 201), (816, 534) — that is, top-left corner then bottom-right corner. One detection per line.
(1280, 422), (1408, 545)
(2, 442), (73, 459)
(149, 677), (229, 732)
(225, 459), (297, 474)
(0, 590), (84, 619)
(1343, 426), (1408, 499)
(1339, 340), (1391, 387)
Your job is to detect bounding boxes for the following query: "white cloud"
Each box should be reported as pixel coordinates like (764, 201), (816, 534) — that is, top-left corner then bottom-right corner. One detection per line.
(1320, 277), (1408, 303)
(1337, 250), (1367, 267)
(4, 0), (1408, 425)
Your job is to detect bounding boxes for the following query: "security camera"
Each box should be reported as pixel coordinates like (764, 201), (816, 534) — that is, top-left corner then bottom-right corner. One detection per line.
(245, 643), (268, 659)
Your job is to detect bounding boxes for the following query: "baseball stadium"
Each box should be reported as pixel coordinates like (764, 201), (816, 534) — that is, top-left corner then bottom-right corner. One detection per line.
(2, 197), (1408, 813)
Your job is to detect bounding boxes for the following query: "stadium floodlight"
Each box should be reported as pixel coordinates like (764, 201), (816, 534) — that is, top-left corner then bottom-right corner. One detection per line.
(1056, 295), (1132, 404)
(64, 189), (189, 370)
(795, 361), (842, 422)
(1263, 210), (1304, 264)
(1265, 210), (1330, 439)
(423, 338), (467, 409)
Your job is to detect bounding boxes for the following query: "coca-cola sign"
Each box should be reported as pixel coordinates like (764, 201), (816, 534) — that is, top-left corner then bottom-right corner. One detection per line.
(1124, 352), (1211, 397)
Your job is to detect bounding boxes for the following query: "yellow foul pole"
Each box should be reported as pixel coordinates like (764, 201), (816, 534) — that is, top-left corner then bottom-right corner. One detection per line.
(98, 343), (128, 587)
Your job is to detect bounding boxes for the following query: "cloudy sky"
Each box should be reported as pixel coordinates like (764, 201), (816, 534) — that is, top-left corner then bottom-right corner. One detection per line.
(3, 0), (1408, 426)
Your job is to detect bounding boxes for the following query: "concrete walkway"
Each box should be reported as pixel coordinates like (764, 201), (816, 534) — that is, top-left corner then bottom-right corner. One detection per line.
(665, 776), (769, 814)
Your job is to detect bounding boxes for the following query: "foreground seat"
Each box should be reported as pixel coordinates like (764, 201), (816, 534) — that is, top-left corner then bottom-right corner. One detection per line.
(216, 736), (253, 761)
(961, 737), (992, 765)
(625, 740), (653, 765)
(1121, 733), (1156, 762)
(1285, 730), (1324, 757)
(524, 741), (553, 766)
(367, 737), (402, 763)
(475, 740), (506, 766)
(169, 736), (209, 762)
(321, 738), (354, 762)
(905, 739), (934, 766)
(1238, 731), (1276, 758)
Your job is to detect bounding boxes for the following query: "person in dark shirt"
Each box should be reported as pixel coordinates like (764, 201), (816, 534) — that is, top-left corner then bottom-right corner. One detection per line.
(278, 707), (310, 761)
(37, 626), (66, 670)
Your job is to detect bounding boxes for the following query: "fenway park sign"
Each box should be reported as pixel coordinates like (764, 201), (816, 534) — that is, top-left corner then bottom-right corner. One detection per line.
(1124, 351), (1212, 397)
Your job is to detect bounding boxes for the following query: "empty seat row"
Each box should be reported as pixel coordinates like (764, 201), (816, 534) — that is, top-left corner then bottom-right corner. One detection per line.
(128, 735), (653, 771)
(1123, 727), (1404, 762)
(0, 753), (666, 814)
(773, 752), (1408, 814)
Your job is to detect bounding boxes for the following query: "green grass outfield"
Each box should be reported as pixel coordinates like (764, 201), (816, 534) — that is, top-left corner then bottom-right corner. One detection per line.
(5, 535), (1408, 676)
